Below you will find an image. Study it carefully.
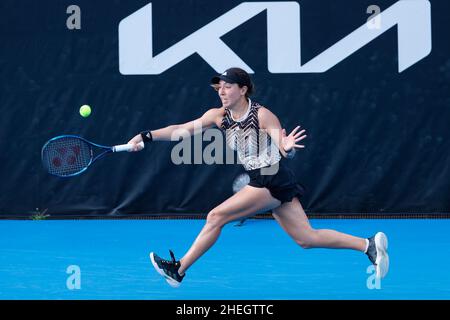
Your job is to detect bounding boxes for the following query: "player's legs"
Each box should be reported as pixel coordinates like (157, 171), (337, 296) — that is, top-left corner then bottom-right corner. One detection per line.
(178, 185), (281, 274)
(272, 197), (366, 251)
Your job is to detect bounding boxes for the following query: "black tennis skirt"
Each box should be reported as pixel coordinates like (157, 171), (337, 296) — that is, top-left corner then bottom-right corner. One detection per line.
(246, 159), (305, 204)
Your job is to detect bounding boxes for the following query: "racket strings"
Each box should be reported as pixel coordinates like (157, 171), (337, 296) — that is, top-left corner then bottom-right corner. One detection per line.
(42, 137), (92, 176)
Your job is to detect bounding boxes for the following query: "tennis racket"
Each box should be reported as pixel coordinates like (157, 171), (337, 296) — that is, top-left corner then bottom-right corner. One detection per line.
(41, 135), (144, 177)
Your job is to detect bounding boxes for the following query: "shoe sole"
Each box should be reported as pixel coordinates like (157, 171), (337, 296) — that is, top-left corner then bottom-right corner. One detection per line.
(374, 232), (389, 279)
(149, 252), (181, 288)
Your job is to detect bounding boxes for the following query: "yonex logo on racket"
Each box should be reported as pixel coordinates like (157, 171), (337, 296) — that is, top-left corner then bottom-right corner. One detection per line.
(119, 0), (431, 75)
(52, 146), (82, 167)
(41, 137), (92, 177)
(41, 135), (145, 177)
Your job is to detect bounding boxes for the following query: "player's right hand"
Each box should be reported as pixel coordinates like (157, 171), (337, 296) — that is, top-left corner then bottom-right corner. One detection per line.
(127, 135), (145, 152)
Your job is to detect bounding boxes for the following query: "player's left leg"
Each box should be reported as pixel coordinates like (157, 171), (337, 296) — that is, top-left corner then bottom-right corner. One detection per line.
(272, 197), (389, 277)
(272, 197), (366, 250)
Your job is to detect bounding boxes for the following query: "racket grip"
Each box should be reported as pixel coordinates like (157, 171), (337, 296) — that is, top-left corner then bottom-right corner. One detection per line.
(113, 141), (145, 152)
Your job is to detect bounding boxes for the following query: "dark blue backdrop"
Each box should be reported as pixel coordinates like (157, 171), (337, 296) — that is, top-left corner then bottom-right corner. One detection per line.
(0, 0), (449, 217)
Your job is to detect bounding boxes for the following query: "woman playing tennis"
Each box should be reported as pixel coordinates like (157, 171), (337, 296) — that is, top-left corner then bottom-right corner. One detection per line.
(127, 67), (389, 287)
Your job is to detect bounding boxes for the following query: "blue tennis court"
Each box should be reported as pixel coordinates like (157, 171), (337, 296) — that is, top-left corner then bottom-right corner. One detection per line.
(1, 218), (449, 300)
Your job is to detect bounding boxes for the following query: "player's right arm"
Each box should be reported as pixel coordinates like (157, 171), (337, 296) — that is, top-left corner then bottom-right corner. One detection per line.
(127, 107), (224, 151)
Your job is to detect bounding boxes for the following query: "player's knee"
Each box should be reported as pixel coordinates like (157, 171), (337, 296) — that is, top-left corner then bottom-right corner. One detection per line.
(296, 239), (313, 249)
(206, 209), (227, 228)
(296, 229), (317, 249)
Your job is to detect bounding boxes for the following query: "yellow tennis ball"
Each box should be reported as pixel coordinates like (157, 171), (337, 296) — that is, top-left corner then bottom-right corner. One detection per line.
(79, 105), (91, 118)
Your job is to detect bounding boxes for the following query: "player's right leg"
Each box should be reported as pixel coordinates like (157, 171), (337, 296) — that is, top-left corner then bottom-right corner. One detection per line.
(150, 185), (280, 287)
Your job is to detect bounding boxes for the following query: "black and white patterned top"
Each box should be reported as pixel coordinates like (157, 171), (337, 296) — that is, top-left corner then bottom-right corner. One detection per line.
(221, 99), (281, 171)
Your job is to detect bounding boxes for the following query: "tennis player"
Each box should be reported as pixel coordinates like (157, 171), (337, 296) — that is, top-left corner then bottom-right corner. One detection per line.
(127, 67), (389, 287)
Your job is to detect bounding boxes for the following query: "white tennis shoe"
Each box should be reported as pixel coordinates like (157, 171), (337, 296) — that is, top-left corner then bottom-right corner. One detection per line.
(366, 232), (389, 278)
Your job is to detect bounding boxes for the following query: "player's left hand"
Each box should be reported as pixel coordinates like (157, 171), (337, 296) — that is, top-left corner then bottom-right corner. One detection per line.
(281, 126), (307, 152)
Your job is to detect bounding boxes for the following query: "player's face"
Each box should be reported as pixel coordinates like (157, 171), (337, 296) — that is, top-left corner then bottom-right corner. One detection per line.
(215, 80), (246, 108)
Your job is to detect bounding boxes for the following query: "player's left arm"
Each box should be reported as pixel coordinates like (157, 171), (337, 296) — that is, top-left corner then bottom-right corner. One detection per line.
(258, 107), (307, 158)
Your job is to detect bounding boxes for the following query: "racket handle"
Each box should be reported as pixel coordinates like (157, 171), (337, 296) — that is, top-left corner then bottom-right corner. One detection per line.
(112, 141), (145, 152)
